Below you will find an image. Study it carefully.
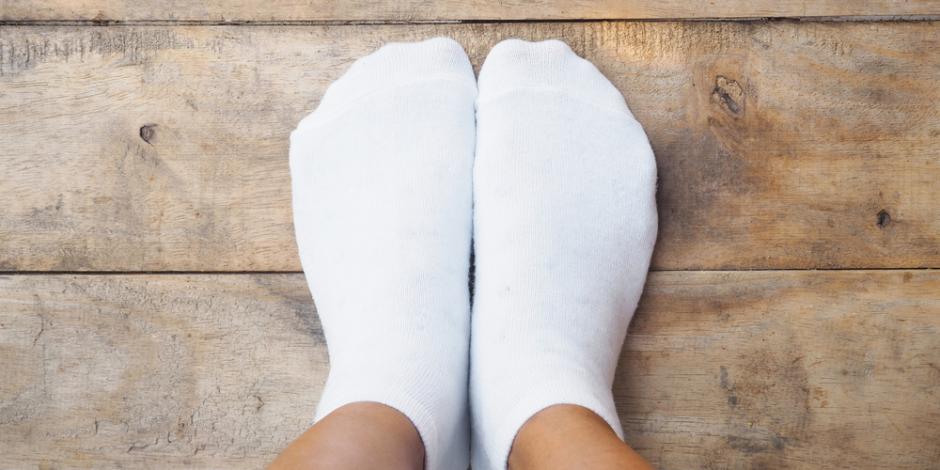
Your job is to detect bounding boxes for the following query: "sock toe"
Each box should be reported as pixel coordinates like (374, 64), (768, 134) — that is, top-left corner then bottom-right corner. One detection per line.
(477, 39), (633, 117)
(298, 37), (476, 129)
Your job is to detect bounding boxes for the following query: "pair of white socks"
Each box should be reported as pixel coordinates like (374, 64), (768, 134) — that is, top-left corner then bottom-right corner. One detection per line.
(289, 37), (657, 470)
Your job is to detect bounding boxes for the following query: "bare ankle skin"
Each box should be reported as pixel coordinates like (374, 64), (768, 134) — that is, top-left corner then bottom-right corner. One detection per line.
(508, 404), (654, 470)
(268, 402), (424, 470)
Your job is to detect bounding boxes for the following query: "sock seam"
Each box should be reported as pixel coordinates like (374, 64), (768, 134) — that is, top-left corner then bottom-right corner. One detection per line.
(476, 86), (637, 121)
(297, 76), (478, 131)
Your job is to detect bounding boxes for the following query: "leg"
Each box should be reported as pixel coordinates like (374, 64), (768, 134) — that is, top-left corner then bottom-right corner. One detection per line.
(471, 39), (658, 469)
(269, 402), (424, 470)
(283, 37), (477, 469)
(508, 405), (653, 470)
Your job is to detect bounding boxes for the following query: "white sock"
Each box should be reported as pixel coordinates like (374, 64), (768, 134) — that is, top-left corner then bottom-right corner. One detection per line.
(470, 39), (658, 469)
(289, 38), (476, 470)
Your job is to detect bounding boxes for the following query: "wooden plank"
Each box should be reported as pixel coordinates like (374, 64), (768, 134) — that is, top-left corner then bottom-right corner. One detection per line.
(2, 0), (940, 22)
(0, 274), (327, 468)
(619, 270), (940, 469)
(1, 22), (939, 271)
(1, 271), (937, 468)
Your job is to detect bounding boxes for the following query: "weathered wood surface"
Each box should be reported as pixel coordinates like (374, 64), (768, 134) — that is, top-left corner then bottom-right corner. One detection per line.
(2, 22), (939, 271)
(0, 274), (327, 469)
(2, 0), (940, 22)
(1, 271), (938, 469)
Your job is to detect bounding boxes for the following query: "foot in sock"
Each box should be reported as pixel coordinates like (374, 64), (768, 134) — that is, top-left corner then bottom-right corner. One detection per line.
(470, 39), (658, 469)
(289, 38), (477, 470)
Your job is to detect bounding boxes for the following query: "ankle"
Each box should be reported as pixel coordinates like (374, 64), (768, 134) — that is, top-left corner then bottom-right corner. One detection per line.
(270, 402), (424, 470)
(509, 405), (653, 470)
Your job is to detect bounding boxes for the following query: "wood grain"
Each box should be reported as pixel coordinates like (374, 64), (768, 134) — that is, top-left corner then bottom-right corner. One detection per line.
(0, 274), (327, 468)
(2, 0), (940, 22)
(1, 271), (937, 468)
(1, 22), (939, 271)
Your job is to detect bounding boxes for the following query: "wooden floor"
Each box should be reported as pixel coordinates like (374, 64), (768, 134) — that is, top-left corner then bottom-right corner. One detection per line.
(2, 2), (939, 469)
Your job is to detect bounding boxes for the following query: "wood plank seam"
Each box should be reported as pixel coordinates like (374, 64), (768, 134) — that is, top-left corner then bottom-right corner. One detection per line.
(2, 16), (940, 26)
